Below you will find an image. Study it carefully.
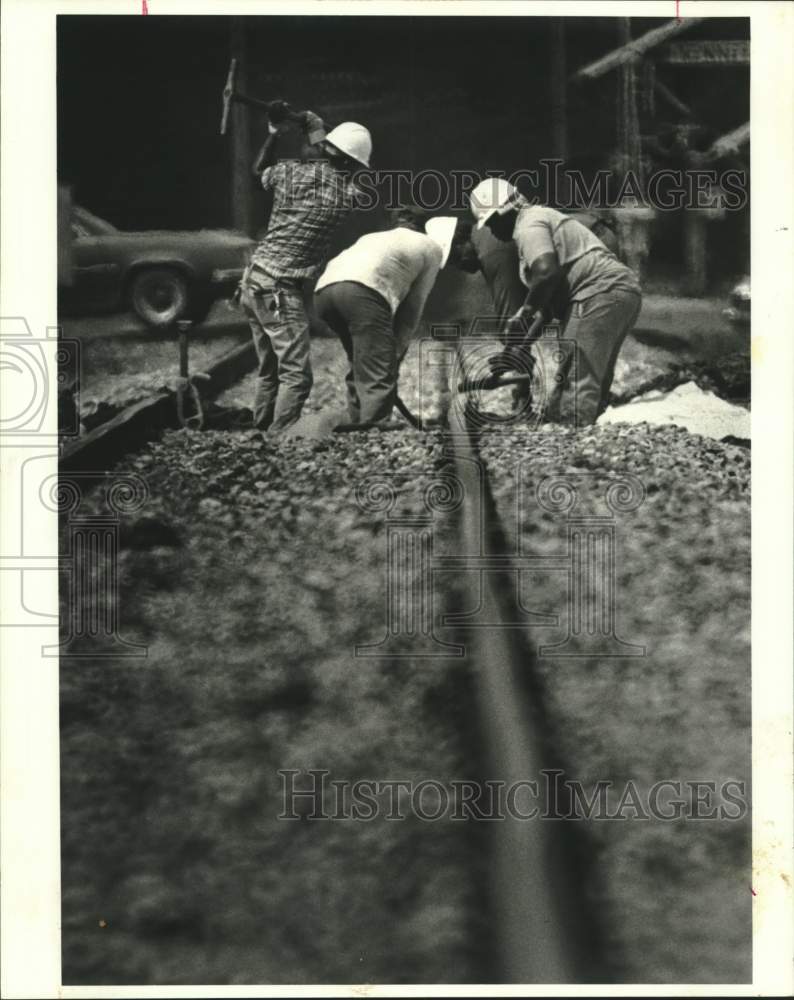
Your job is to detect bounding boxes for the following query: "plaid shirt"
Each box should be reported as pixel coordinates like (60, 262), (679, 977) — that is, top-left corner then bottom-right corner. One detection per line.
(248, 161), (363, 284)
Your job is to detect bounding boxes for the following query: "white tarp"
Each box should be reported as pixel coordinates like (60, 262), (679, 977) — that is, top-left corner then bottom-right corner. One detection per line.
(599, 381), (750, 441)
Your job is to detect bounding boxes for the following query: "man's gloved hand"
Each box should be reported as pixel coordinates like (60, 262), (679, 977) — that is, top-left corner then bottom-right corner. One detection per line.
(266, 99), (292, 125)
(298, 110), (326, 145)
(487, 306), (534, 375)
(504, 305), (536, 337)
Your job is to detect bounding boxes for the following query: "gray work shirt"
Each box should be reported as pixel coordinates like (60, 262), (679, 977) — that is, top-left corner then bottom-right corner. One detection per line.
(514, 205), (640, 302)
(470, 225), (526, 319)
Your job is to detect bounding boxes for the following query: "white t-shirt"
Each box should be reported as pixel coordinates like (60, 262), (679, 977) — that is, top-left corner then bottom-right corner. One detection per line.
(315, 228), (442, 313)
(315, 227), (443, 347)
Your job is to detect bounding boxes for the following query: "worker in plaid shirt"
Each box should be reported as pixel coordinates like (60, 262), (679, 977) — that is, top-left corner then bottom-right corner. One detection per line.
(239, 117), (373, 432)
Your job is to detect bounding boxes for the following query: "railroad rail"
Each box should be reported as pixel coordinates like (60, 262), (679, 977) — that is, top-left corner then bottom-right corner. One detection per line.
(437, 343), (596, 982)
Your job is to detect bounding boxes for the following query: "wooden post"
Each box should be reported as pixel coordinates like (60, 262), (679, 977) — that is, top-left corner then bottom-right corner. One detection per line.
(617, 18), (642, 181)
(549, 18), (569, 207)
(614, 19), (656, 284)
(571, 17), (703, 82)
(230, 18), (255, 236)
(550, 18), (568, 163)
(683, 213), (708, 295)
(57, 185), (74, 287)
(683, 185), (727, 296)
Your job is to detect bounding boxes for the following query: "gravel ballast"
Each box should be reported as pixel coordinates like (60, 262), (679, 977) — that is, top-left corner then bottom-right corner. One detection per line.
(60, 336), (751, 985)
(478, 422), (751, 983)
(60, 415), (490, 985)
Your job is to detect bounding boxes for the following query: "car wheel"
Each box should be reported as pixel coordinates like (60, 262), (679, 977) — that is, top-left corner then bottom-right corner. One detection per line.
(129, 268), (190, 327)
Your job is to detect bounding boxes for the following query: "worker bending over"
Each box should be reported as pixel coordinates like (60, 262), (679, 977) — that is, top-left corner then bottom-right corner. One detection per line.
(239, 117), (373, 433)
(455, 212), (619, 326)
(469, 179), (641, 426)
(313, 213), (459, 425)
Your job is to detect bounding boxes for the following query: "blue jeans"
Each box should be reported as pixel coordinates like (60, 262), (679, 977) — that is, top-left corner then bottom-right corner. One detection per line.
(240, 274), (313, 432)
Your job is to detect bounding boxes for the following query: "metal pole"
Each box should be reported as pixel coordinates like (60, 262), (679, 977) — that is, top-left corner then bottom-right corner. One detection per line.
(178, 321), (189, 380)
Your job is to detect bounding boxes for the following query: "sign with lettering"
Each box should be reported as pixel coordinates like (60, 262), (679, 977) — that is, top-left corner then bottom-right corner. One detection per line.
(660, 40), (750, 65)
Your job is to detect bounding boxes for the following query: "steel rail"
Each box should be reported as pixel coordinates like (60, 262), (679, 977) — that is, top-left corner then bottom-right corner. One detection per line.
(440, 343), (596, 983)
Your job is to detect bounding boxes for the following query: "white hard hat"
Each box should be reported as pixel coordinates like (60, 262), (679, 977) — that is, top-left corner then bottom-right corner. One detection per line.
(323, 122), (372, 167)
(470, 178), (520, 229)
(425, 216), (458, 268)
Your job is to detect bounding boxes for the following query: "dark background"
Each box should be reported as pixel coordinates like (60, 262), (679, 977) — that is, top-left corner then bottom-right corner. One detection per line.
(57, 15), (750, 284)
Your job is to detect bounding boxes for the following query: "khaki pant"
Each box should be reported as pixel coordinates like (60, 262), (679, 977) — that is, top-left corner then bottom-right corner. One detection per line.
(314, 281), (397, 425)
(547, 289), (641, 426)
(240, 277), (313, 432)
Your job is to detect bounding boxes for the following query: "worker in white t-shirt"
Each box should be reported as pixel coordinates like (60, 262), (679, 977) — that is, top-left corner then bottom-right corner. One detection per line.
(314, 214), (459, 424)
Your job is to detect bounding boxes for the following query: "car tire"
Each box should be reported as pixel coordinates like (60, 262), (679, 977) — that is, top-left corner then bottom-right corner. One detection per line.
(129, 268), (190, 327)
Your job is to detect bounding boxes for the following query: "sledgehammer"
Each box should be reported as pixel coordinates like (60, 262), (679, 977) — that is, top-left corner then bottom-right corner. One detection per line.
(220, 58), (306, 135)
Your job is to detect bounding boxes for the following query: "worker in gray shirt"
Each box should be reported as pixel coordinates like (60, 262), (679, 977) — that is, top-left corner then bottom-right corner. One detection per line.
(462, 212), (619, 324)
(454, 206), (621, 416)
(469, 179), (641, 426)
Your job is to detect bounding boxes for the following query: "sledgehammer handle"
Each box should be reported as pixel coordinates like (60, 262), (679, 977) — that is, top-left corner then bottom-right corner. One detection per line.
(221, 57), (306, 135)
(394, 394), (423, 430)
(220, 58), (237, 135)
(514, 310), (545, 348)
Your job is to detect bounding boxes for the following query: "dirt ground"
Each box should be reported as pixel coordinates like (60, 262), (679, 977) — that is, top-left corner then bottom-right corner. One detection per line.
(60, 335), (751, 985)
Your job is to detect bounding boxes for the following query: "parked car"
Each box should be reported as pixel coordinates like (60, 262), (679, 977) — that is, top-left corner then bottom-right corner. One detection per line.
(59, 205), (254, 327)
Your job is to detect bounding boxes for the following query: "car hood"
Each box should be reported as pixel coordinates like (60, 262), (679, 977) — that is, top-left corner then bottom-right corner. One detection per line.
(117, 229), (255, 248)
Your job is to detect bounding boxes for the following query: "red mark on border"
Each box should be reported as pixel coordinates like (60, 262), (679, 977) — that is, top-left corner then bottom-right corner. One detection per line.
(751, 887), (757, 896)
(142, 0), (149, 13)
